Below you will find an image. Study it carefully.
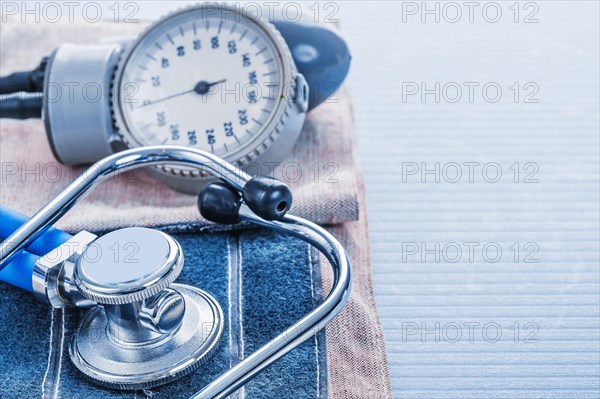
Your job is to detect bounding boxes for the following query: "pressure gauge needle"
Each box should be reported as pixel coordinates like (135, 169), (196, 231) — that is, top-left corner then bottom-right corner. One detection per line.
(139, 89), (194, 107)
(194, 79), (227, 95)
(140, 79), (227, 107)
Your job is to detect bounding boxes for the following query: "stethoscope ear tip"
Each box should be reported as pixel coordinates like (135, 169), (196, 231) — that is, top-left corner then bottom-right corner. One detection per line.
(242, 176), (293, 221)
(198, 182), (242, 224)
(198, 176), (293, 225)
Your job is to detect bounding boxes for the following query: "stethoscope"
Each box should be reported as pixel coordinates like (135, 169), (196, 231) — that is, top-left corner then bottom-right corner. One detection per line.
(0, 146), (352, 398)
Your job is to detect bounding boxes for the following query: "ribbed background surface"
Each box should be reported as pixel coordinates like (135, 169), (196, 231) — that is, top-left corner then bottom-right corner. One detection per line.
(340, 2), (600, 398)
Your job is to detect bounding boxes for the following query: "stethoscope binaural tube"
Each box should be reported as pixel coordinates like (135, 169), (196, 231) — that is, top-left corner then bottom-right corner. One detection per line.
(0, 145), (352, 399)
(0, 146), (250, 268)
(196, 205), (351, 399)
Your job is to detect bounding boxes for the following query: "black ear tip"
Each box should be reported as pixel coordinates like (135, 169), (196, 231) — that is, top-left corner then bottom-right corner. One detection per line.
(198, 182), (242, 224)
(242, 176), (293, 221)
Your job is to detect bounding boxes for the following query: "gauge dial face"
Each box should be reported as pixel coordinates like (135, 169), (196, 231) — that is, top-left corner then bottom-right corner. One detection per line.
(116, 8), (287, 160)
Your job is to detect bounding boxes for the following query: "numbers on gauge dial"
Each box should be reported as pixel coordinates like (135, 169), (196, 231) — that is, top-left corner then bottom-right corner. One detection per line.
(120, 17), (282, 156)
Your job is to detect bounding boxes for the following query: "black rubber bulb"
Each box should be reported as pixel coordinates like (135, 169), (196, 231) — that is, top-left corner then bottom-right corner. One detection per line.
(198, 182), (242, 224)
(242, 176), (292, 221)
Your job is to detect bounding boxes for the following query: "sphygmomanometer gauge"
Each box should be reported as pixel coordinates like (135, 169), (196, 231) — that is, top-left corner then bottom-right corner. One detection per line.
(38, 4), (308, 193)
(2, 3), (351, 193)
(111, 5), (308, 191)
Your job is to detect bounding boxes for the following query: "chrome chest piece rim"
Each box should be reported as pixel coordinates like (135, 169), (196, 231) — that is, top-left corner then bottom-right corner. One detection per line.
(70, 284), (223, 390)
(69, 227), (224, 389)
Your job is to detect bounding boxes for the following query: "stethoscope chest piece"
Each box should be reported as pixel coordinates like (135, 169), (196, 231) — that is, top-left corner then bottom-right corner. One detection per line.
(68, 227), (223, 390)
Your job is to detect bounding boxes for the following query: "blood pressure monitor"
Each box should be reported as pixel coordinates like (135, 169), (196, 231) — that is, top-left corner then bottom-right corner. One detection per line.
(113, 5), (308, 180)
(43, 4), (309, 192)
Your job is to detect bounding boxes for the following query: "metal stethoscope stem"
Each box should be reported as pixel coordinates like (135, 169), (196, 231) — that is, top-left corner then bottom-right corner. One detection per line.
(0, 146), (250, 267)
(0, 145), (352, 399)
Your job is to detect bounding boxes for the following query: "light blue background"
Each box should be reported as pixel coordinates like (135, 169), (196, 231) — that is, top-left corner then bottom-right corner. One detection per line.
(339, 1), (600, 398)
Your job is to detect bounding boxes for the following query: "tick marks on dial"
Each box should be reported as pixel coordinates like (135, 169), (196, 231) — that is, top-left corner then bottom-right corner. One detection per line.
(205, 20), (210, 31)
(155, 42), (163, 50)
(230, 23), (237, 34)
(218, 21), (223, 34)
(166, 33), (174, 45)
(240, 29), (248, 41)
(146, 53), (157, 61)
(255, 47), (267, 56)
(193, 22), (197, 35)
(263, 71), (276, 76)
(261, 108), (270, 113)
(263, 58), (274, 65)
(251, 118), (263, 126)
(140, 122), (153, 131)
(250, 37), (259, 46)
(162, 137), (168, 145)
(138, 65), (148, 70)
(179, 26), (185, 37)
(233, 134), (241, 144)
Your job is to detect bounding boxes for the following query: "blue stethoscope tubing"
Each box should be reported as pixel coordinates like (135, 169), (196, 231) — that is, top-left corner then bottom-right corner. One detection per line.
(0, 205), (71, 292)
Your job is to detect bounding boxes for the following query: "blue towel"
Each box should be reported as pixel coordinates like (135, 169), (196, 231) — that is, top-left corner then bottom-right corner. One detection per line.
(0, 228), (327, 398)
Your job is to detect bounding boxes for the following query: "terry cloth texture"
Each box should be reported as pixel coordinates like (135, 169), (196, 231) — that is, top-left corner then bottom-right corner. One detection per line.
(0, 19), (359, 232)
(0, 229), (328, 399)
(0, 18), (392, 399)
(324, 164), (392, 399)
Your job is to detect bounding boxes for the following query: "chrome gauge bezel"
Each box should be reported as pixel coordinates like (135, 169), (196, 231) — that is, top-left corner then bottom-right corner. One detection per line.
(111, 4), (299, 177)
